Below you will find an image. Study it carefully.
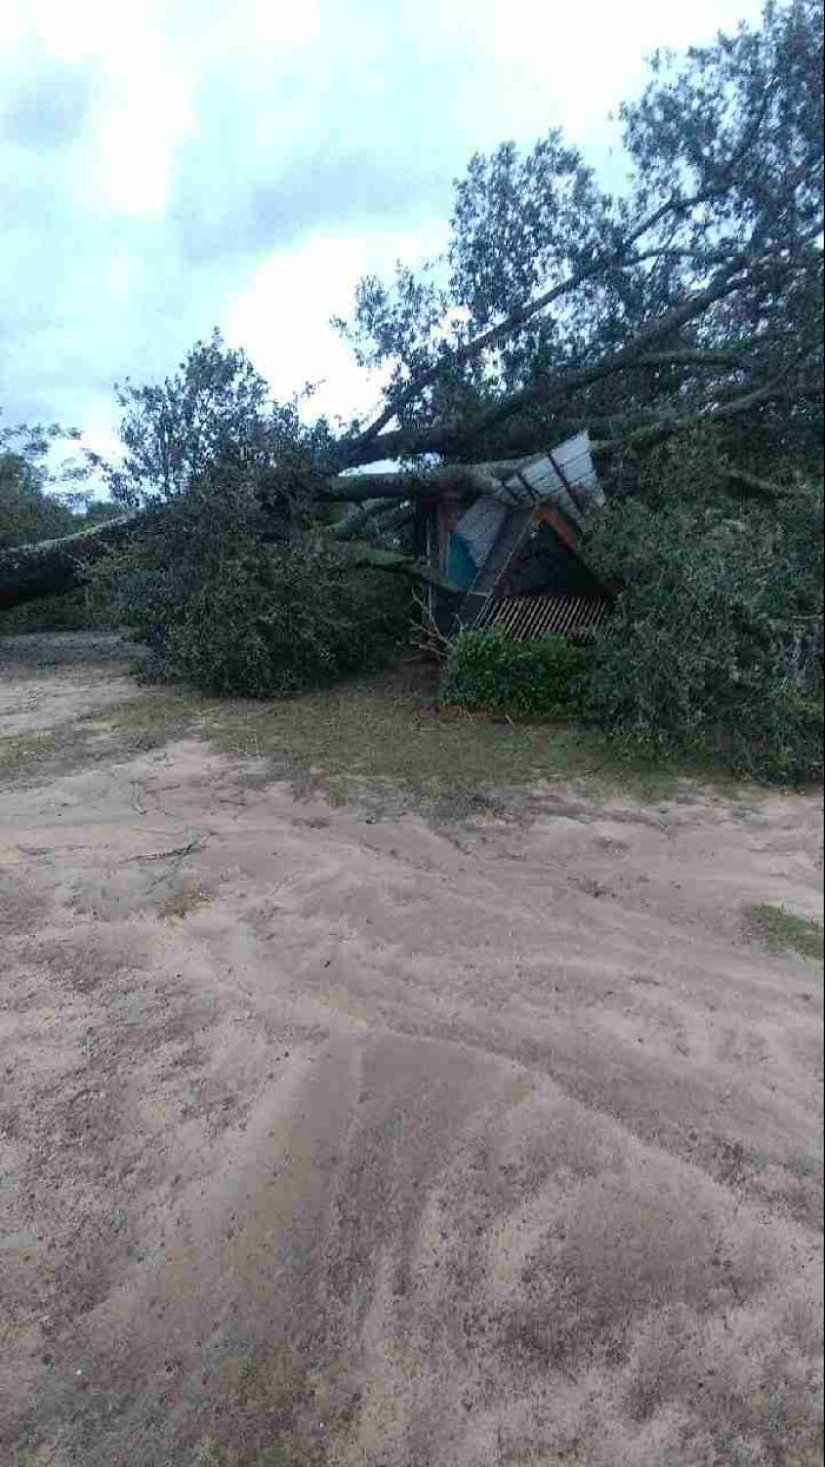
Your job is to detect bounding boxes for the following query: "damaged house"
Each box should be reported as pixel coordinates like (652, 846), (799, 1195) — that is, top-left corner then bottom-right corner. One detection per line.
(415, 431), (614, 641)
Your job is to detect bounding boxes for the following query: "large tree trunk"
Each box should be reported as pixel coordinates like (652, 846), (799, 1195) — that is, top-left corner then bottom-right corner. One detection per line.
(0, 462), (524, 608)
(0, 497), (464, 610)
(0, 515), (136, 608)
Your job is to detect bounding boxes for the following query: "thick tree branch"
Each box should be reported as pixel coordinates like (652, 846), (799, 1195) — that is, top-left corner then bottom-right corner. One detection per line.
(339, 257), (753, 469)
(347, 136), (775, 455)
(336, 541), (463, 593)
(329, 499), (415, 542)
(633, 348), (745, 370)
(590, 372), (804, 460)
(327, 498), (398, 539)
(320, 463), (510, 503)
(722, 467), (794, 500)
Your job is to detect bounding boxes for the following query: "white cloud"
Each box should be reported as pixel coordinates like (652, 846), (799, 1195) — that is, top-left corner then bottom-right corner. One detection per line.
(218, 0), (767, 421)
(2, 2), (195, 214)
(224, 224), (447, 425)
(192, 0), (322, 58)
(1, 0), (768, 437)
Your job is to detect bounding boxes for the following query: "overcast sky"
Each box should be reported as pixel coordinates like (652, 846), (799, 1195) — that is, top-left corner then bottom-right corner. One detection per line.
(2, 0), (766, 458)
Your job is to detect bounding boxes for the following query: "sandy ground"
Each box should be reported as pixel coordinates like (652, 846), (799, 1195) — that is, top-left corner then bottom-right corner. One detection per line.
(1, 640), (823, 1466)
(0, 632), (144, 737)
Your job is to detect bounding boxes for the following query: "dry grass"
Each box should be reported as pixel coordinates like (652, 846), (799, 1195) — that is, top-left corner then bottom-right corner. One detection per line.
(508, 1450), (587, 1466)
(0, 728), (64, 781)
(786, 1438), (825, 1466)
(160, 880), (211, 921)
(204, 683), (740, 811)
(0, 687), (208, 789)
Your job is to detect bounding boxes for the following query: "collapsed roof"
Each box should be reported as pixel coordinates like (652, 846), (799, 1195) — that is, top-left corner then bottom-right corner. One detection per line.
(430, 431), (612, 639)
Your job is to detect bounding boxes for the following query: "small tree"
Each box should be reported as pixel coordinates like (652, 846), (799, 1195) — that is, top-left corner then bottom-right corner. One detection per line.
(106, 329), (332, 506)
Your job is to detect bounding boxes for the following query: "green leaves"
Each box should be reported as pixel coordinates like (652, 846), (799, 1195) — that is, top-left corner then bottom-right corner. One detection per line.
(581, 435), (824, 784)
(95, 469), (410, 698)
(338, 0), (823, 476)
(0, 419), (81, 551)
(442, 629), (590, 718)
(109, 329), (333, 507)
(0, 453), (76, 550)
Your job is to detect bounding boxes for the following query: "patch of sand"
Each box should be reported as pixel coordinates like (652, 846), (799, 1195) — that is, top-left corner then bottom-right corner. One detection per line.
(0, 655), (822, 1466)
(0, 633), (144, 736)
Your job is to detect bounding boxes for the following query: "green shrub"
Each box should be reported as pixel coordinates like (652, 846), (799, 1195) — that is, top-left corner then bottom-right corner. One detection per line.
(581, 437), (824, 786)
(96, 469), (410, 698)
(155, 544), (408, 698)
(442, 628), (590, 717)
(0, 452), (76, 550)
(0, 587), (115, 636)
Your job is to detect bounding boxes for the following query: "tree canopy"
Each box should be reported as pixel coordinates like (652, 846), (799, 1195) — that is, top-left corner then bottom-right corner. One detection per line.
(0, 421), (83, 550)
(334, 0), (823, 478)
(8, 0), (819, 516)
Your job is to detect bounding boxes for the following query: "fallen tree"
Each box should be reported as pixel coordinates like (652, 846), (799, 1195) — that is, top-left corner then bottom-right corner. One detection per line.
(7, 1), (821, 598)
(0, 513), (138, 608)
(0, 456), (555, 606)
(0, 1), (821, 785)
(0, 434), (798, 608)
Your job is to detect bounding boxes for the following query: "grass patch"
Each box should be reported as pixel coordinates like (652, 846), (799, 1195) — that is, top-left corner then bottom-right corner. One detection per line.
(0, 729), (65, 781)
(0, 687), (209, 789)
(192, 1346), (325, 1467)
(0, 663), (745, 810)
(508, 1451), (587, 1466)
(92, 687), (215, 746)
(744, 903), (824, 962)
(207, 683), (740, 810)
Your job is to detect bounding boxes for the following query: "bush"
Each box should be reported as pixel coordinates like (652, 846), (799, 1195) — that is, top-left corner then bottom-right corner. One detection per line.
(0, 587), (115, 636)
(96, 469), (410, 698)
(581, 437), (824, 785)
(442, 628), (590, 717)
(154, 544), (408, 698)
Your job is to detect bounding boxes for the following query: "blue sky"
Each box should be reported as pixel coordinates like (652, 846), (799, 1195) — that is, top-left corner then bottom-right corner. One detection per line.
(1, 0), (766, 458)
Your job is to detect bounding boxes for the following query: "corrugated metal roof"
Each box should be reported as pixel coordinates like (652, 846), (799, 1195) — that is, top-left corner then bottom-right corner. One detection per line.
(476, 592), (612, 641)
(453, 496), (507, 568)
(491, 432), (603, 527)
(471, 507), (534, 595)
(549, 430), (605, 514)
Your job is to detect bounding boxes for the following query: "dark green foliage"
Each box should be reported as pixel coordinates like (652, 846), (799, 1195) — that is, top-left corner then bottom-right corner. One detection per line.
(442, 628), (590, 718)
(0, 451), (76, 549)
(1, 418), (121, 554)
(153, 545), (409, 699)
(97, 470), (409, 698)
(581, 435), (824, 784)
(0, 587), (114, 635)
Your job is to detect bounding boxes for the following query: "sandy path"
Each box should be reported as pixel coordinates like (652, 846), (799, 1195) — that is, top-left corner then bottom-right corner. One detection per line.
(0, 650), (822, 1466)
